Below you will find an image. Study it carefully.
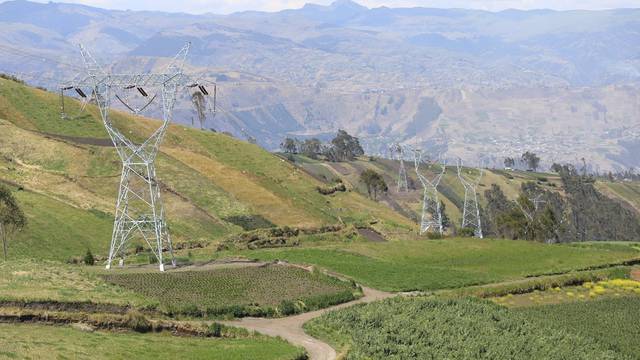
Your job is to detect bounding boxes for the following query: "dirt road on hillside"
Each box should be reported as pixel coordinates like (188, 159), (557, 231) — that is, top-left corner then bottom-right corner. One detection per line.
(222, 286), (394, 360)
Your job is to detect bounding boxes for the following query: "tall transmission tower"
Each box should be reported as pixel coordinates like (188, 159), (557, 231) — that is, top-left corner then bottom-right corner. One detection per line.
(413, 149), (446, 235)
(63, 43), (214, 271)
(390, 143), (409, 192)
(457, 159), (484, 238)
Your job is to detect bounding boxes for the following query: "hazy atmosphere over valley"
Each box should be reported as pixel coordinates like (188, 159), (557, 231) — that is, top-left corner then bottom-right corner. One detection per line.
(1, 0), (639, 171)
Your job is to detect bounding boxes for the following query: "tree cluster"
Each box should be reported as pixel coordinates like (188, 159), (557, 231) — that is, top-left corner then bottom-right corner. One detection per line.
(360, 169), (388, 201)
(484, 165), (640, 242)
(484, 183), (561, 242)
(281, 130), (364, 162)
(503, 151), (541, 171)
(281, 137), (324, 160)
(556, 164), (640, 241)
(325, 130), (364, 162)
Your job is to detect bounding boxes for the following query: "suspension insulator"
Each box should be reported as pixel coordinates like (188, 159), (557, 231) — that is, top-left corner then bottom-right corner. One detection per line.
(75, 88), (87, 98)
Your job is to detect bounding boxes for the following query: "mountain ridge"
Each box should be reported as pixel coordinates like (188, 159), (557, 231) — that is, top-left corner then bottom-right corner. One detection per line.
(0, 0), (639, 171)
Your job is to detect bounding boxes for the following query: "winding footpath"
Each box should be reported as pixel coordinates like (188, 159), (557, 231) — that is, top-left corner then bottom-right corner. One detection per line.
(222, 286), (394, 360)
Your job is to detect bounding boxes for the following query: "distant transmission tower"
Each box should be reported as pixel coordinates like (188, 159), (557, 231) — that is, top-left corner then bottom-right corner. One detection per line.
(457, 159), (484, 238)
(390, 143), (409, 192)
(63, 43), (216, 271)
(413, 149), (446, 235)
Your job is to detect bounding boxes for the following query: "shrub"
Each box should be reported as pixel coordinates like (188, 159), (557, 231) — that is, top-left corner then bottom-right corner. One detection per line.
(316, 183), (347, 195)
(426, 232), (444, 239)
(279, 300), (297, 316)
(457, 227), (476, 237)
(83, 249), (95, 266)
(208, 322), (223, 337)
(125, 311), (151, 333)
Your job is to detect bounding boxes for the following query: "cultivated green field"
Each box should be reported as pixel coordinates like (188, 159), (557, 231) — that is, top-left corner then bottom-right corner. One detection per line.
(222, 238), (640, 291)
(102, 265), (358, 317)
(517, 296), (640, 358)
(0, 323), (305, 360)
(304, 297), (624, 359)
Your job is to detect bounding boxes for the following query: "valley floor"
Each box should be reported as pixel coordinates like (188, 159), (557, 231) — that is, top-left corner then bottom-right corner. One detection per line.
(1, 239), (640, 360)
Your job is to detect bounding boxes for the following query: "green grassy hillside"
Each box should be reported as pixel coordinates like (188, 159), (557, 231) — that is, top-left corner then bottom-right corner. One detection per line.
(291, 154), (640, 230)
(0, 77), (413, 261)
(0, 323), (305, 360)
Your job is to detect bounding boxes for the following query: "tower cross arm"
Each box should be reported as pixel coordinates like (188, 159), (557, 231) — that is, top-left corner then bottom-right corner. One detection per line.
(70, 73), (195, 88)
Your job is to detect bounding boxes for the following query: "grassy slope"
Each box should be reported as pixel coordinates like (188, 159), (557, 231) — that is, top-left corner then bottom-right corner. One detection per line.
(296, 154), (640, 230)
(0, 259), (150, 306)
(597, 181), (640, 213)
(0, 78), (413, 261)
(219, 238), (640, 291)
(517, 296), (640, 358)
(0, 323), (305, 360)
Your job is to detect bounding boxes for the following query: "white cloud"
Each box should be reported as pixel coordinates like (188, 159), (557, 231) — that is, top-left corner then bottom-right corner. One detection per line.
(7, 0), (640, 14)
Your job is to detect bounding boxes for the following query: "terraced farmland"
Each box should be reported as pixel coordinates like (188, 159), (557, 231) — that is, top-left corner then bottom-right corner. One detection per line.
(103, 264), (358, 317)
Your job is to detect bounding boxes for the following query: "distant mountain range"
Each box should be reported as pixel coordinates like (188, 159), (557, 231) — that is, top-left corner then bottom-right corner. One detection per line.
(0, 0), (639, 170)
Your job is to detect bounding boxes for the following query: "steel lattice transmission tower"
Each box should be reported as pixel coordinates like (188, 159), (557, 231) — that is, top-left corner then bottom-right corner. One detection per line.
(457, 159), (484, 238)
(413, 149), (446, 235)
(390, 143), (409, 192)
(65, 43), (208, 271)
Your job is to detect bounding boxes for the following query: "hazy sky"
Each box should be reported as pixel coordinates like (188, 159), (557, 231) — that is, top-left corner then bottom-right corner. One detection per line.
(12, 0), (640, 14)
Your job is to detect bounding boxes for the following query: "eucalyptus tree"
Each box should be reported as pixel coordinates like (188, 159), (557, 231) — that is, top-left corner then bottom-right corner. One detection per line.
(0, 185), (26, 261)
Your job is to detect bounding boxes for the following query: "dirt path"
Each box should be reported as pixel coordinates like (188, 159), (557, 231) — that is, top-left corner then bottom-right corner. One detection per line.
(222, 286), (394, 360)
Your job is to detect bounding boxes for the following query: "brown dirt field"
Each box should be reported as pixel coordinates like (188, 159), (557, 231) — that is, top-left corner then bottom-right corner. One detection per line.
(357, 228), (387, 242)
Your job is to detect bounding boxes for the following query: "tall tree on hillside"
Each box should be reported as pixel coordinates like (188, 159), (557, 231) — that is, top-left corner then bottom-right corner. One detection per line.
(328, 130), (364, 161)
(439, 201), (451, 232)
(0, 185), (27, 261)
(191, 91), (207, 129)
(360, 169), (388, 200)
(300, 138), (322, 159)
(503, 157), (515, 168)
(521, 151), (541, 171)
(280, 138), (298, 154)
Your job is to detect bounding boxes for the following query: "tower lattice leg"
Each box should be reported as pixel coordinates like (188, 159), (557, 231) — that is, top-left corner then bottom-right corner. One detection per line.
(105, 161), (175, 271)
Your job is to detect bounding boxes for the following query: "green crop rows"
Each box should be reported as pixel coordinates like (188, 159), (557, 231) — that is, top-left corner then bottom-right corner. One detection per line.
(103, 265), (357, 317)
(304, 297), (626, 359)
(517, 296), (640, 358)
